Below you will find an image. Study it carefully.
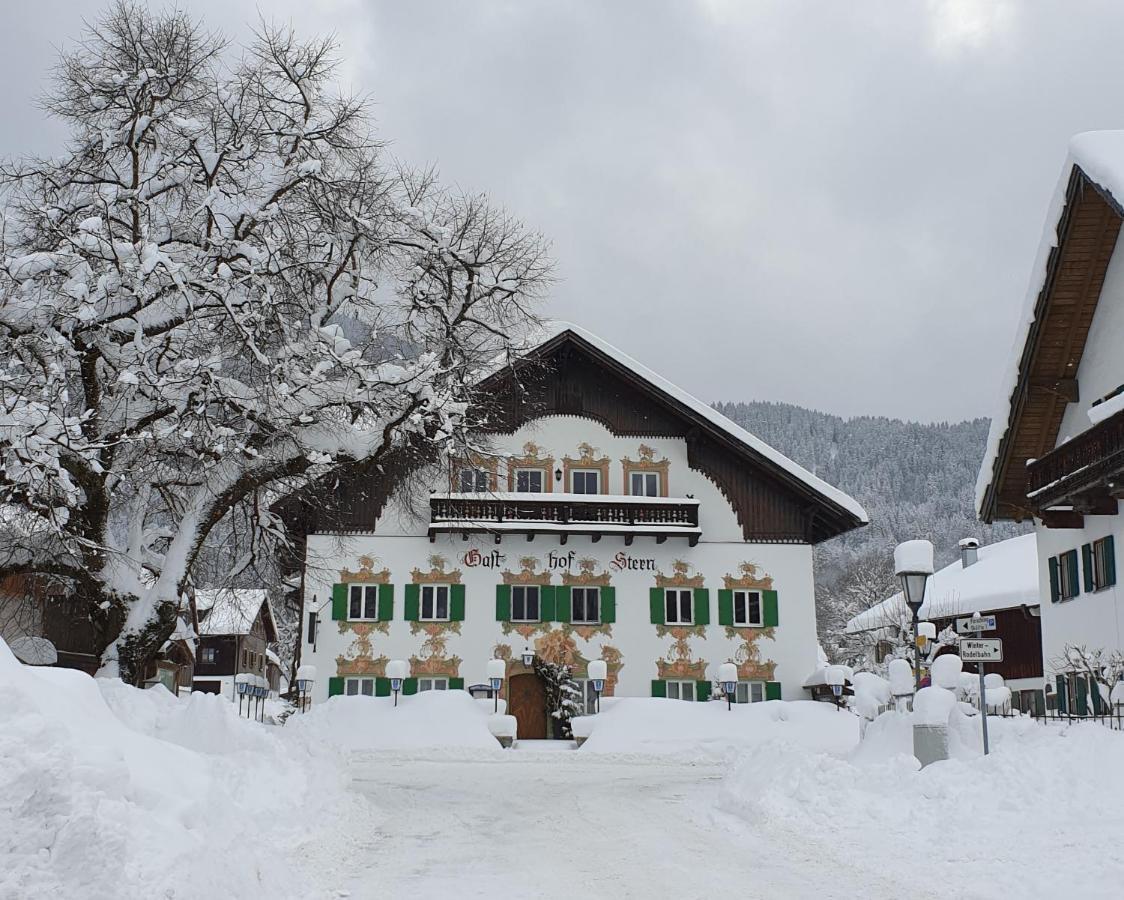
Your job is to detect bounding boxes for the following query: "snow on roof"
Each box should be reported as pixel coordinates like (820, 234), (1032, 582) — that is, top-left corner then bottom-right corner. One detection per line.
(195, 589), (272, 637)
(976, 131), (1124, 516)
(527, 322), (869, 523)
(845, 533), (1039, 633)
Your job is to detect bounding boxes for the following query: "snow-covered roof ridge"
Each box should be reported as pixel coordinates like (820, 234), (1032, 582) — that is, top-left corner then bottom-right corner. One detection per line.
(195, 588), (274, 637)
(529, 321), (869, 523)
(845, 533), (1039, 633)
(976, 131), (1124, 516)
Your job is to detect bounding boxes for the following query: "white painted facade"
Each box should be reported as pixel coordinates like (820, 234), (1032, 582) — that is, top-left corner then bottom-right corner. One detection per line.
(300, 414), (827, 707)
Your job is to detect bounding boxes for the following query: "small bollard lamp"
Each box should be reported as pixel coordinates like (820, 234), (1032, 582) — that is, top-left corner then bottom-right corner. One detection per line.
(522, 646), (536, 668)
(387, 659), (408, 707)
(235, 673), (252, 717)
(487, 658), (507, 713)
(588, 659), (608, 713)
(824, 665), (846, 710)
(296, 664), (316, 713)
(719, 662), (738, 711)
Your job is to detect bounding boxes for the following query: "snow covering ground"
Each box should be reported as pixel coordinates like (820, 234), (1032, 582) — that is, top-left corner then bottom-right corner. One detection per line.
(5, 635), (1124, 899)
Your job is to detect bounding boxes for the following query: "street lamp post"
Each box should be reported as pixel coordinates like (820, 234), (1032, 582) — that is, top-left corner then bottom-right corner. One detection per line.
(387, 659), (408, 707)
(487, 658), (507, 714)
(296, 664), (316, 713)
(719, 662), (738, 711)
(894, 540), (934, 692)
(588, 660), (607, 714)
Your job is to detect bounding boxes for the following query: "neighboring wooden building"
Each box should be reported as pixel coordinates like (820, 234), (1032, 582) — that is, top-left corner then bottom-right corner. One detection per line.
(283, 322), (867, 738)
(977, 132), (1124, 713)
(192, 589), (279, 700)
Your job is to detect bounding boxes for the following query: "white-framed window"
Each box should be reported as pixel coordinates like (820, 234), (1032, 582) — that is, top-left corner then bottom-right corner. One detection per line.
(348, 584), (379, 621)
(630, 471), (660, 497)
(345, 677), (375, 697)
(570, 469), (600, 494)
(1059, 550), (1079, 601)
(1092, 537), (1115, 590)
(201, 647), (216, 664)
(419, 677), (448, 692)
(733, 590), (763, 627)
(735, 681), (766, 704)
(572, 586), (600, 624)
(666, 680), (695, 701)
(512, 585), (540, 622)
(572, 678), (600, 714)
(421, 584), (450, 621)
(514, 468), (545, 493)
(665, 588), (693, 625)
(459, 467), (490, 492)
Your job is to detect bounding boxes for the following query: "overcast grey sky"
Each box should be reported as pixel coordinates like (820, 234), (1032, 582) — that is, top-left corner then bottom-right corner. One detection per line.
(2, 1), (1122, 422)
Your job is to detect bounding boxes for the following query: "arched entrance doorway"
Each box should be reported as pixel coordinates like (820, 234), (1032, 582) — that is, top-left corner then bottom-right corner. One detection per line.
(508, 672), (548, 740)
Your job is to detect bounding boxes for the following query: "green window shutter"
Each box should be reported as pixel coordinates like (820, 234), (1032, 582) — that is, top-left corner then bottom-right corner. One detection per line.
(696, 680), (712, 702)
(1082, 544), (1094, 592)
(1056, 674), (1068, 713)
(555, 586), (572, 623)
(403, 677), (418, 696)
(693, 588), (710, 626)
(763, 590), (779, 627)
(1066, 550), (1080, 598)
(404, 583), (420, 621)
(765, 681), (782, 701)
(1106, 535), (1117, 587)
(1089, 677), (1103, 715)
(718, 589), (733, 627)
(540, 585), (556, 622)
(450, 584), (466, 621)
(328, 676), (344, 697)
(331, 583), (348, 621)
(601, 586), (616, 623)
(1076, 676), (1088, 716)
(378, 583), (394, 621)
(650, 588), (664, 625)
(1048, 557), (1060, 602)
(651, 679), (667, 698)
(449, 677), (465, 691)
(375, 677), (391, 697)
(496, 584), (511, 622)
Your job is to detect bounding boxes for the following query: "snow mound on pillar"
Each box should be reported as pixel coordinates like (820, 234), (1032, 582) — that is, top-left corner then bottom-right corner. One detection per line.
(284, 689), (502, 751)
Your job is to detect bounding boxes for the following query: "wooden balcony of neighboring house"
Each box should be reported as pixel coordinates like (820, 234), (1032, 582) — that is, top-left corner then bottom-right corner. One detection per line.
(428, 492), (702, 545)
(1026, 403), (1124, 526)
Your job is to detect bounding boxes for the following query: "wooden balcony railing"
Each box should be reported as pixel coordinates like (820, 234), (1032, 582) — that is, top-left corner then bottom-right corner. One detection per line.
(1026, 405), (1124, 510)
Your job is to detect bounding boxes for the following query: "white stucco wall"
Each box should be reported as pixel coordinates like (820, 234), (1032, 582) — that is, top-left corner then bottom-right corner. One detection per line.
(300, 418), (823, 705)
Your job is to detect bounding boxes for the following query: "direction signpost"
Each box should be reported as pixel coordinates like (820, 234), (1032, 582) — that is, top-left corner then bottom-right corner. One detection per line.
(959, 625), (1003, 755)
(956, 614), (996, 633)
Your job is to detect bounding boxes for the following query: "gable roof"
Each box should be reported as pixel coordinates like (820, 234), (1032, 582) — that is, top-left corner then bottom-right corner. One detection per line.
(195, 589), (277, 641)
(977, 132), (1124, 522)
(846, 534), (1039, 633)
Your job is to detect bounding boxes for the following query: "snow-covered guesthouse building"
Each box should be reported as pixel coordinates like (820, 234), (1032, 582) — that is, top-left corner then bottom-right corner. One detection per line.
(979, 132), (1124, 714)
(845, 535), (1044, 709)
(192, 589), (280, 701)
(282, 323), (867, 737)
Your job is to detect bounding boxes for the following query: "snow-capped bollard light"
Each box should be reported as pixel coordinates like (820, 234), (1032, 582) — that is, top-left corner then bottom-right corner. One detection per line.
(296, 664), (316, 713)
(386, 659), (408, 707)
(521, 646), (536, 668)
(588, 659), (608, 713)
(894, 540), (934, 691)
(487, 658), (507, 714)
(888, 658), (915, 711)
(235, 673), (253, 717)
(719, 662), (738, 711)
(824, 665), (846, 711)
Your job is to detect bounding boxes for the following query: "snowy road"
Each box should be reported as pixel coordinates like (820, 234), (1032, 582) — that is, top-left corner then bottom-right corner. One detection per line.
(306, 742), (919, 900)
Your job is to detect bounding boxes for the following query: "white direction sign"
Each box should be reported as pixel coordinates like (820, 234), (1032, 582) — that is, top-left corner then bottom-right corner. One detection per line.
(959, 638), (1003, 662)
(956, 614), (997, 633)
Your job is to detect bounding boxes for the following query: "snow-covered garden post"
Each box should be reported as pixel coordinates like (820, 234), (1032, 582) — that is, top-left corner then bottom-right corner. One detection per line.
(894, 540), (934, 691)
(0, 3), (549, 685)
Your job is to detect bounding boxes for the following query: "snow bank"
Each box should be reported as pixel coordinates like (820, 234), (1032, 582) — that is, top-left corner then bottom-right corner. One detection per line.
(284, 689), (502, 751)
(578, 698), (859, 757)
(721, 717), (1124, 898)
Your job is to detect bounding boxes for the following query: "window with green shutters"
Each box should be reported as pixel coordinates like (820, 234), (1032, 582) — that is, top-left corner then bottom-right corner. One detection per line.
(1053, 550), (1080, 601)
(718, 589), (777, 628)
(652, 587), (710, 626)
(1084, 536), (1117, 592)
(406, 583), (466, 622)
(332, 582), (395, 622)
(497, 585), (551, 623)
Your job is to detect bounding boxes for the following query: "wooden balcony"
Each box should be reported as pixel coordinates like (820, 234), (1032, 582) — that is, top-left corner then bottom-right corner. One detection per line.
(1026, 405), (1124, 518)
(429, 492), (701, 545)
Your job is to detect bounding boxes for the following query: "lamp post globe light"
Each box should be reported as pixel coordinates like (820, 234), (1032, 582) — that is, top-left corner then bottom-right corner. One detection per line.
(487, 658), (507, 713)
(296, 664), (316, 713)
(587, 659), (608, 714)
(894, 539), (934, 691)
(719, 662), (738, 711)
(386, 659), (408, 707)
(824, 665), (846, 711)
(521, 646), (536, 668)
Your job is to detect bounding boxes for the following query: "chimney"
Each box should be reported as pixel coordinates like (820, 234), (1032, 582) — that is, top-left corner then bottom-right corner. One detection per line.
(959, 538), (980, 569)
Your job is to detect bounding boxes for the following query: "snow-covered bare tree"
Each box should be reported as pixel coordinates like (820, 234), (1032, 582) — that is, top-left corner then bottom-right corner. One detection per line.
(0, 3), (549, 683)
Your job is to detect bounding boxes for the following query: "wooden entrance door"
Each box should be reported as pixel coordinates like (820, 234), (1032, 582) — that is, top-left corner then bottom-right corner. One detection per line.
(508, 673), (548, 740)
